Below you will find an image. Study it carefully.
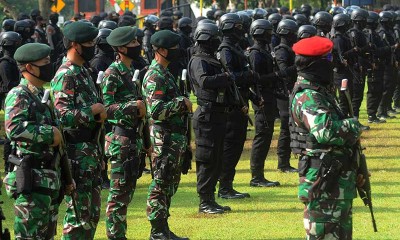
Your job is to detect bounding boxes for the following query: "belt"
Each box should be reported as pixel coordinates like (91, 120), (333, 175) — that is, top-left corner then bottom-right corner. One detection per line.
(113, 126), (137, 139)
(153, 123), (186, 135)
(197, 99), (231, 113)
(308, 156), (353, 171)
(64, 127), (95, 143)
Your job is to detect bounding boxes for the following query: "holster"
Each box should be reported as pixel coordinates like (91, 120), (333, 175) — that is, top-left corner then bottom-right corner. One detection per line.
(14, 155), (33, 194)
(122, 144), (140, 182)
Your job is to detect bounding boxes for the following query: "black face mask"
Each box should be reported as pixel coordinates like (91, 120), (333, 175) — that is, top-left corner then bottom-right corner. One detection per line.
(298, 58), (333, 87)
(180, 26), (192, 35)
(125, 45), (142, 60)
(159, 48), (181, 62)
(78, 44), (95, 62)
(29, 62), (54, 82)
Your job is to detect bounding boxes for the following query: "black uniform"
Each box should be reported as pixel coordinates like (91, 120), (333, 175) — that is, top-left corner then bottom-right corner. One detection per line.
(274, 39), (297, 171)
(392, 23), (400, 109)
(90, 49), (114, 72)
(143, 27), (156, 62)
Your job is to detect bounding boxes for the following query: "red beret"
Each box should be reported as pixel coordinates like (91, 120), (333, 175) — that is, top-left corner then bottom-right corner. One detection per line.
(292, 36), (333, 56)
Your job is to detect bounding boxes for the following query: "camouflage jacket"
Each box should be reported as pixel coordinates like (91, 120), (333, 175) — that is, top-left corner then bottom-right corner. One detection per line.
(5, 78), (55, 157)
(290, 78), (361, 201)
(142, 60), (187, 127)
(51, 57), (102, 130)
(102, 60), (141, 129)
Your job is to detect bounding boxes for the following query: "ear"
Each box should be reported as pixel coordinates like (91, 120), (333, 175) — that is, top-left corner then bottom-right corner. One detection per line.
(118, 46), (127, 54)
(25, 63), (33, 72)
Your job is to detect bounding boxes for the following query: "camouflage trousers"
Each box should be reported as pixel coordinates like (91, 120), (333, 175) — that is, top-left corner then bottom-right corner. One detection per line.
(146, 128), (186, 221)
(62, 142), (102, 240)
(304, 199), (353, 240)
(105, 133), (141, 239)
(14, 192), (53, 240)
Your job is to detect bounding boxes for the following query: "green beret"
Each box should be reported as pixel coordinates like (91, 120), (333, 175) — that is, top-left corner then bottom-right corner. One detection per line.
(150, 30), (181, 49)
(106, 26), (137, 47)
(14, 43), (51, 64)
(63, 21), (99, 43)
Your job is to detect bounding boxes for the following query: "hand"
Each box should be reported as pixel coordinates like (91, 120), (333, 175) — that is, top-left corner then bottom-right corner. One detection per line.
(50, 126), (62, 147)
(136, 100), (146, 118)
(356, 174), (366, 188)
(183, 97), (193, 113)
(91, 103), (105, 115)
(258, 97), (265, 107)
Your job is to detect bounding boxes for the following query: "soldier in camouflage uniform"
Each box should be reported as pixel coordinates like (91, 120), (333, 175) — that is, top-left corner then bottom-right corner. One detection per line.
(3, 43), (65, 239)
(102, 26), (148, 240)
(142, 30), (192, 240)
(51, 22), (105, 239)
(289, 37), (365, 239)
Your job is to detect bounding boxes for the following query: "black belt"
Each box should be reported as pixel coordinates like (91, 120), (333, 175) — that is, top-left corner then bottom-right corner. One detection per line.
(64, 127), (95, 143)
(153, 123), (186, 135)
(113, 126), (137, 139)
(307, 156), (353, 171)
(197, 99), (231, 113)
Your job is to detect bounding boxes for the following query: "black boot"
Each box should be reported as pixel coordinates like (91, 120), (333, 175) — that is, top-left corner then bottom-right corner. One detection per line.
(165, 220), (189, 240)
(149, 219), (169, 240)
(250, 176), (280, 187)
(199, 194), (225, 214)
(218, 182), (250, 199)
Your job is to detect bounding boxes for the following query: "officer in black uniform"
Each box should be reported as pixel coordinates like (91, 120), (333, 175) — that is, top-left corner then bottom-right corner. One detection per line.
(330, 13), (357, 116)
(274, 19), (298, 173)
(268, 13), (282, 48)
(364, 11), (390, 123)
(90, 28), (114, 72)
(377, 11), (399, 119)
(98, 20), (118, 30)
(293, 14), (309, 27)
(47, 13), (63, 65)
(348, 8), (371, 129)
(143, 15), (159, 62)
(178, 17), (194, 66)
(297, 25), (317, 39)
(393, 11), (400, 110)
(189, 23), (234, 214)
(248, 19), (281, 187)
(2, 19), (15, 32)
(0, 31), (22, 168)
(312, 11), (333, 37)
(300, 4), (312, 20)
(217, 13), (257, 199)
(14, 20), (34, 45)
(238, 11), (253, 50)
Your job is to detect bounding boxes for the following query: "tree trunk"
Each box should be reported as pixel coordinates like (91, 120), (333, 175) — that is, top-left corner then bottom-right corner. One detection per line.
(0, 0), (20, 19)
(39, 0), (52, 20)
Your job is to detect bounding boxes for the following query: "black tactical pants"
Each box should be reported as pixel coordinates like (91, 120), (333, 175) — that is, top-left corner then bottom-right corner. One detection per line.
(366, 69), (384, 116)
(250, 106), (275, 177)
(219, 109), (247, 191)
(276, 98), (291, 169)
(352, 71), (366, 118)
(193, 108), (227, 197)
(392, 69), (400, 108)
(378, 65), (396, 115)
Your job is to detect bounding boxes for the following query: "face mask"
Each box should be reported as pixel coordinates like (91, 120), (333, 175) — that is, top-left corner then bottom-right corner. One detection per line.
(125, 45), (142, 59)
(180, 26), (192, 35)
(78, 44), (95, 62)
(29, 62), (54, 82)
(165, 48), (181, 62)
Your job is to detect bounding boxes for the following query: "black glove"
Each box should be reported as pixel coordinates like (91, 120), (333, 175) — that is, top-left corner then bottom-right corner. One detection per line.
(181, 147), (192, 175)
(136, 152), (146, 179)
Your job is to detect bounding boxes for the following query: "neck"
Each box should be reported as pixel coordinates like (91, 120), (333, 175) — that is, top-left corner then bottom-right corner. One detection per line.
(119, 54), (132, 69)
(22, 72), (44, 88)
(67, 48), (85, 66)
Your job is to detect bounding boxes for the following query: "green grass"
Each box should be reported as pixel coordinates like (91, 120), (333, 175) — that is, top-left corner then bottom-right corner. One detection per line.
(1, 99), (400, 239)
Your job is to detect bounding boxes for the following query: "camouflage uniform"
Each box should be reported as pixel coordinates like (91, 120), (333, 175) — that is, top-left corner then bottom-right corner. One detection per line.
(51, 58), (103, 239)
(142, 59), (188, 221)
(290, 77), (362, 239)
(3, 78), (61, 239)
(102, 60), (143, 239)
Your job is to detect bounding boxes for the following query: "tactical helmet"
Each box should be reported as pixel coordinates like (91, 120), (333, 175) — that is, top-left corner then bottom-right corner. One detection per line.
(160, 10), (173, 17)
(219, 13), (242, 32)
(280, 6), (290, 15)
(297, 25), (317, 39)
(351, 8), (368, 21)
(367, 11), (379, 27)
(136, 28), (144, 38)
(250, 19), (273, 37)
(194, 23), (219, 41)
(293, 14), (309, 26)
(252, 8), (267, 20)
(2, 19), (16, 32)
(178, 17), (193, 28)
(30, 9), (41, 21)
(14, 20), (31, 37)
(173, 10), (183, 20)
(157, 17), (173, 30)
(0, 31), (22, 47)
(291, 8), (301, 16)
(118, 15), (136, 27)
(96, 28), (112, 45)
(265, 8), (274, 18)
(276, 19), (298, 35)
(330, 6), (345, 16)
(313, 11), (333, 28)
(214, 10), (225, 20)
(206, 10), (215, 20)
(383, 4), (393, 11)
(395, 10), (400, 22)
(379, 11), (394, 22)
(237, 11), (252, 32)
(332, 13), (351, 28)
(268, 13), (282, 28)
(301, 4), (312, 16)
(144, 15), (159, 27)
(198, 19), (216, 25)
(98, 20), (118, 30)
(90, 15), (102, 27)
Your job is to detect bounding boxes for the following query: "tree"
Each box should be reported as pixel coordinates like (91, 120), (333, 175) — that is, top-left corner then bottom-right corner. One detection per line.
(39, 0), (53, 20)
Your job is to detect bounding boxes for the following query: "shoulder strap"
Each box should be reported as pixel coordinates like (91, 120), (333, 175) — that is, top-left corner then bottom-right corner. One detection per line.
(19, 85), (46, 114)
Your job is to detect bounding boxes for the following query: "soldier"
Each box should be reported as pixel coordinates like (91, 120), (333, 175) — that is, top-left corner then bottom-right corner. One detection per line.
(247, 19), (281, 187)
(178, 17), (194, 66)
(143, 15), (159, 63)
(0, 32), (22, 168)
(268, 13), (282, 48)
(217, 13), (256, 199)
(14, 20), (34, 45)
(188, 23), (233, 214)
(293, 14), (309, 27)
(102, 26), (148, 239)
(3, 43), (66, 239)
(2, 19), (15, 32)
(47, 13), (64, 65)
(297, 25), (317, 40)
(142, 30), (192, 240)
(90, 28), (114, 72)
(290, 36), (364, 240)
(51, 21), (104, 239)
(312, 11), (333, 37)
(274, 19), (298, 173)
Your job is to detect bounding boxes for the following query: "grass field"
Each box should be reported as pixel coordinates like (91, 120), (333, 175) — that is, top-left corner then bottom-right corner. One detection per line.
(1, 99), (400, 239)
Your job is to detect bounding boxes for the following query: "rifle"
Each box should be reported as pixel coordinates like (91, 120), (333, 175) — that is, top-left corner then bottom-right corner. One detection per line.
(132, 69), (153, 179)
(340, 79), (378, 232)
(95, 71), (106, 162)
(216, 52), (253, 126)
(42, 89), (81, 225)
(181, 69), (193, 174)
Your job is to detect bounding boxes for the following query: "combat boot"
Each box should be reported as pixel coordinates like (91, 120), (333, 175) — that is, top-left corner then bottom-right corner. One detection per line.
(149, 219), (169, 240)
(218, 182), (250, 199)
(250, 176), (280, 187)
(199, 194), (225, 214)
(164, 220), (189, 240)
